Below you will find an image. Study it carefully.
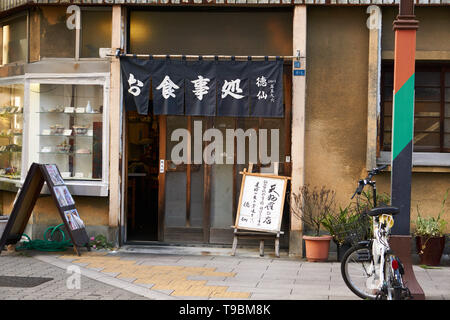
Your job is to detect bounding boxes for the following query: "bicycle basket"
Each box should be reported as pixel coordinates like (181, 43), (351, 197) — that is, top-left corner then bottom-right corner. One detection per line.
(333, 213), (372, 246)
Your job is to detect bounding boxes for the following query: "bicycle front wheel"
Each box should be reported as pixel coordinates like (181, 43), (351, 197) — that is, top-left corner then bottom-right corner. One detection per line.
(341, 244), (378, 300)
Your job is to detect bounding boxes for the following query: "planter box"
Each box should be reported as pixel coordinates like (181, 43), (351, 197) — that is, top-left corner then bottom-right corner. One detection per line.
(0, 216), (8, 240)
(416, 235), (446, 266)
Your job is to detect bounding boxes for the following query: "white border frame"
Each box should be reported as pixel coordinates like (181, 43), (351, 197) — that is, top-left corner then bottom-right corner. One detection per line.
(24, 72), (110, 196)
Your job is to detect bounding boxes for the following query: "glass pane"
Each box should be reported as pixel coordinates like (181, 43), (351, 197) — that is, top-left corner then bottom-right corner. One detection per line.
(382, 131), (391, 151)
(415, 87), (440, 101)
(383, 117), (391, 131)
(40, 7), (75, 58)
(414, 118), (440, 133)
(446, 88), (450, 102)
(1, 15), (27, 64)
(444, 133), (450, 149)
(29, 83), (103, 180)
(81, 10), (112, 58)
(0, 84), (23, 179)
(165, 116), (187, 227)
(444, 119), (450, 134)
(446, 103), (450, 117)
(210, 117), (235, 229)
(260, 118), (285, 172)
(129, 10), (292, 56)
(383, 101), (393, 116)
(384, 86), (393, 101)
(445, 72), (450, 86)
(415, 72), (441, 87)
(384, 72), (393, 86)
(415, 102), (441, 116)
(413, 132), (440, 152)
(189, 116), (204, 228)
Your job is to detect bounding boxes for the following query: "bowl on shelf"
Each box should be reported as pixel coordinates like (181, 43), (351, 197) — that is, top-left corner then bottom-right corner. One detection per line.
(75, 148), (91, 154)
(73, 125), (89, 135)
(56, 143), (71, 153)
(50, 125), (64, 135)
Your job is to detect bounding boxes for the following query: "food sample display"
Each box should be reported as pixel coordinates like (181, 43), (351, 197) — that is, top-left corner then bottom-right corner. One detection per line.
(30, 83), (103, 180)
(0, 84), (23, 180)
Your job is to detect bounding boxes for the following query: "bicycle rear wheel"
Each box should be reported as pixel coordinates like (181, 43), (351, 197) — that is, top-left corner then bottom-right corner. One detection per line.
(341, 243), (378, 300)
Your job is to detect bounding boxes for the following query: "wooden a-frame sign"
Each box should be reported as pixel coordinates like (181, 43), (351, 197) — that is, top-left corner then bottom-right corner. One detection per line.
(0, 163), (90, 256)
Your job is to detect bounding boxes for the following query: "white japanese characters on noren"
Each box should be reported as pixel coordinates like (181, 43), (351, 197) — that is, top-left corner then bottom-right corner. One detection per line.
(127, 73), (144, 97)
(221, 79), (244, 99)
(156, 75), (180, 99)
(256, 76), (268, 100)
(191, 75), (211, 101)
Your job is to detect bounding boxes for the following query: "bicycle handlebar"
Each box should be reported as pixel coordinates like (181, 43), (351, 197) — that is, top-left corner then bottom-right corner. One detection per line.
(351, 165), (387, 199)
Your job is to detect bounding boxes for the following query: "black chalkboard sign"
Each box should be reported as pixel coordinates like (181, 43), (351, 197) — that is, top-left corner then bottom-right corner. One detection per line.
(0, 163), (90, 256)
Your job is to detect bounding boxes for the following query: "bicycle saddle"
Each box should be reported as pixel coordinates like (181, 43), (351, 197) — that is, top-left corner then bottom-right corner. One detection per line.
(368, 206), (400, 217)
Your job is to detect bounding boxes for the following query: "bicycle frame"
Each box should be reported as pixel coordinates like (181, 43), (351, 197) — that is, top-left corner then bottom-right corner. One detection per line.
(357, 175), (397, 298)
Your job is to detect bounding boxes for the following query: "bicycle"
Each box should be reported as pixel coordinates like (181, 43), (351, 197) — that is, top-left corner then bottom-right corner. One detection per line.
(340, 165), (412, 300)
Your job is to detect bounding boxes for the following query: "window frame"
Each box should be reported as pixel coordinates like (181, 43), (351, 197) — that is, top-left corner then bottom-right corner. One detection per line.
(23, 72), (110, 197)
(0, 75), (25, 191)
(77, 6), (112, 60)
(0, 11), (29, 66)
(377, 61), (450, 167)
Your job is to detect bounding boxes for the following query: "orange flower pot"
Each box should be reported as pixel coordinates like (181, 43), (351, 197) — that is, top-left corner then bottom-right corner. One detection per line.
(303, 235), (333, 262)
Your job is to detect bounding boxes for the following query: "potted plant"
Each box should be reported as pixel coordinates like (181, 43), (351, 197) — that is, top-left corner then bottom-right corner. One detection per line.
(292, 185), (336, 262)
(413, 190), (448, 266)
(322, 205), (360, 262)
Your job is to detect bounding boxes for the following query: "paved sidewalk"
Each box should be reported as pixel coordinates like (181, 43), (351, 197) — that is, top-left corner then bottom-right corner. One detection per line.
(1, 247), (449, 300)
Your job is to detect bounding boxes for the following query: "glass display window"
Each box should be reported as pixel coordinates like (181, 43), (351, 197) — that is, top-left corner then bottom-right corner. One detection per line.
(0, 81), (24, 181)
(26, 74), (110, 196)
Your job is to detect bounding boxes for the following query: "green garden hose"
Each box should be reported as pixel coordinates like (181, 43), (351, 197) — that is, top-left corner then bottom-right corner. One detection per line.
(16, 224), (73, 252)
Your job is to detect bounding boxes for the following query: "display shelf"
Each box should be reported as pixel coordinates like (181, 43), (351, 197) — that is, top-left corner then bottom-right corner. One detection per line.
(0, 84), (24, 185)
(29, 83), (104, 182)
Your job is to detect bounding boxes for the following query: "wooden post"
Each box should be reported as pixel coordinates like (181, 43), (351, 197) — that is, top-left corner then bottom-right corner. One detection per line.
(290, 5), (307, 257)
(366, 5), (382, 170)
(109, 5), (123, 238)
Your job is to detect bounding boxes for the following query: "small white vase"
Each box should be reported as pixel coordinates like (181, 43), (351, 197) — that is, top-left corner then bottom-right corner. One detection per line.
(86, 101), (93, 113)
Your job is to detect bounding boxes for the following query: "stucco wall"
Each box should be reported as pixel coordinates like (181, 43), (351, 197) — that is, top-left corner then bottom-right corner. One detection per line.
(382, 7), (450, 54)
(305, 7), (370, 209)
(305, 6), (450, 234)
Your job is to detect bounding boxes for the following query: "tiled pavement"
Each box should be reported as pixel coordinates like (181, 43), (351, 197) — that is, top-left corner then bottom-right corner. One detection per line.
(1, 249), (449, 300)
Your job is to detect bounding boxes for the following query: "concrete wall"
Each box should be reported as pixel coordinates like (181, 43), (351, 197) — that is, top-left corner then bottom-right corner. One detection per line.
(1, 190), (112, 240)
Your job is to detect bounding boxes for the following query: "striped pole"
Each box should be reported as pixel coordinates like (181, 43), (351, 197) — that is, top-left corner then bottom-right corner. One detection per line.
(391, 0), (419, 235)
(389, 0), (425, 299)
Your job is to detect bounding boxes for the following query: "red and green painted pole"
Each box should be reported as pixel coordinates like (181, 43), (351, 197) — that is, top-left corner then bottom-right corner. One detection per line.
(389, 2), (424, 299)
(391, 0), (419, 235)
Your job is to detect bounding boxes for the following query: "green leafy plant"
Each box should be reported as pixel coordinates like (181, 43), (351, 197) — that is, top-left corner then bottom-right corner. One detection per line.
(291, 185), (336, 237)
(89, 234), (114, 250)
(322, 205), (360, 245)
(414, 189), (448, 238)
(354, 190), (391, 214)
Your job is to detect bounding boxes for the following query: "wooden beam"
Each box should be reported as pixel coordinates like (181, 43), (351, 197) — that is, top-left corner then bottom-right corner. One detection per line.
(158, 115), (167, 241)
(186, 116), (192, 227)
(108, 5), (122, 232)
(366, 5), (382, 170)
(202, 117), (213, 243)
(289, 5), (307, 257)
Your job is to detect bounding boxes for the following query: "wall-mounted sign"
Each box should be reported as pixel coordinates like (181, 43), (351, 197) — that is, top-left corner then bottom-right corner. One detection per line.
(293, 69), (306, 76)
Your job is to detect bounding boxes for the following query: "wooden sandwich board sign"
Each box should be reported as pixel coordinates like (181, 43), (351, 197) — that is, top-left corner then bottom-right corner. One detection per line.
(231, 164), (290, 257)
(0, 163), (90, 256)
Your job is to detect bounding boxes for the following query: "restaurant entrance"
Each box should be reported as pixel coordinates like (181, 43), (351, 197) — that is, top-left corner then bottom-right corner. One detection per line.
(125, 111), (159, 241)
